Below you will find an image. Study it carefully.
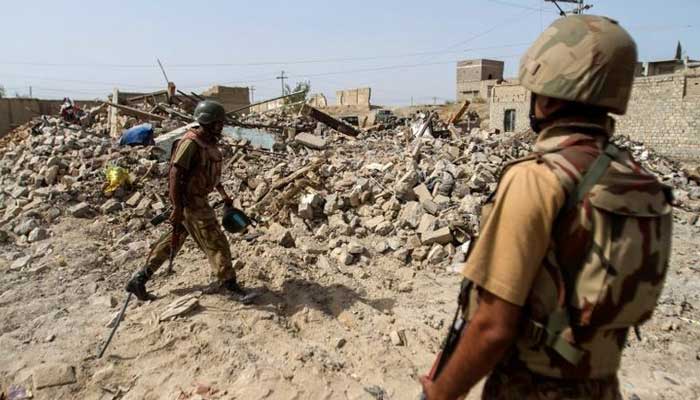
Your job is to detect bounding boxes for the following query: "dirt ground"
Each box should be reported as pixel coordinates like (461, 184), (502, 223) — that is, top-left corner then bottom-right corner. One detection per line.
(0, 206), (699, 400)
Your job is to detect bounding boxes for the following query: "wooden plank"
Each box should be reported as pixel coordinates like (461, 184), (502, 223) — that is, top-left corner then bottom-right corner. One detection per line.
(104, 101), (165, 122)
(448, 100), (470, 125)
(226, 91), (305, 116)
(109, 88), (120, 138)
(300, 104), (360, 137)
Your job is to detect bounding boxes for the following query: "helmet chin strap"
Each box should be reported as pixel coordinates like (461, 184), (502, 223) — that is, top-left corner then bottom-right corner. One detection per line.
(529, 94), (546, 133)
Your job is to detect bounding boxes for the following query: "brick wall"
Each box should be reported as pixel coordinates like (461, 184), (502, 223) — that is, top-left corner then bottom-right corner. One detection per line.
(489, 74), (700, 162)
(614, 74), (700, 161)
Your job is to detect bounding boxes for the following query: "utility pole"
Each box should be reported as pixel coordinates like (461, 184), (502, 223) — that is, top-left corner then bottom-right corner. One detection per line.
(432, 97), (438, 105)
(411, 96), (414, 106)
(29, 86), (32, 98)
(276, 71), (288, 96)
(249, 86), (255, 103)
(545, 0), (592, 16)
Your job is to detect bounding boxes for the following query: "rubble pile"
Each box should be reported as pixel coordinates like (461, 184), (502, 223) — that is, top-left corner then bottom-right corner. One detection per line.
(1, 104), (698, 276)
(614, 135), (700, 212)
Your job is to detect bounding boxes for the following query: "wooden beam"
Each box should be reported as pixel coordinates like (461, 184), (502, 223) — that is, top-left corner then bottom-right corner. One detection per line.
(126, 90), (168, 103)
(448, 100), (470, 125)
(226, 91), (305, 116)
(300, 104), (360, 137)
(104, 101), (166, 122)
(109, 88), (120, 138)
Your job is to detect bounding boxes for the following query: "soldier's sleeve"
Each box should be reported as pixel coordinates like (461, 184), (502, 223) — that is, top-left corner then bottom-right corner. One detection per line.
(171, 139), (198, 170)
(460, 161), (566, 306)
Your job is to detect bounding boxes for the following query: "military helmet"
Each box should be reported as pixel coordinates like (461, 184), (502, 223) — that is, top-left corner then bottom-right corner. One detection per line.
(221, 205), (252, 234)
(193, 100), (226, 125)
(519, 15), (637, 115)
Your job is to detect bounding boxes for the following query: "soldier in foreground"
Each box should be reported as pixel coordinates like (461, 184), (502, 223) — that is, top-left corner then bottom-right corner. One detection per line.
(126, 100), (251, 302)
(421, 15), (673, 399)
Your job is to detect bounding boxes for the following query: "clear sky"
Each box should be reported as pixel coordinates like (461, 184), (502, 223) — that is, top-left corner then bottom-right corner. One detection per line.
(1, 0), (698, 105)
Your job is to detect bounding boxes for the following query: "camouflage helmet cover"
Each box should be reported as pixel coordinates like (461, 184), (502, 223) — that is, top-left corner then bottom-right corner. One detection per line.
(519, 15), (638, 115)
(193, 100), (226, 125)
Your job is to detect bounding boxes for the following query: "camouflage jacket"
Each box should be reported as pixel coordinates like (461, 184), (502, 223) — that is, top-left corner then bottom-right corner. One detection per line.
(478, 118), (673, 379)
(179, 129), (223, 209)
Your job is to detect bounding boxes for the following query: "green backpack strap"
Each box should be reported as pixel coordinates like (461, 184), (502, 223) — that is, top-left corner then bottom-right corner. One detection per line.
(563, 142), (620, 213)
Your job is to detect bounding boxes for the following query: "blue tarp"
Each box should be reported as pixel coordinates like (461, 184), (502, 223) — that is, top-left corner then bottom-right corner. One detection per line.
(119, 124), (155, 146)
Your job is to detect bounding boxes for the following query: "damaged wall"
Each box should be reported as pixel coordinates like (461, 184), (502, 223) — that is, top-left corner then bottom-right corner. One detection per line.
(489, 74), (700, 162)
(0, 98), (100, 138)
(489, 83), (531, 134)
(336, 88), (371, 108)
(201, 85), (250, 112)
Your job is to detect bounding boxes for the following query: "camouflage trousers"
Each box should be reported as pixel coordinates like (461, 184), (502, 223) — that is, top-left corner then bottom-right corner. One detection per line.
(145, 206), (236, 281)
(481, 365), (622, 400)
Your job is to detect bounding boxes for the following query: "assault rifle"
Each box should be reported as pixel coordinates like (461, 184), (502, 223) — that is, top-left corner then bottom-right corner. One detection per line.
(421, 280), (471, 399)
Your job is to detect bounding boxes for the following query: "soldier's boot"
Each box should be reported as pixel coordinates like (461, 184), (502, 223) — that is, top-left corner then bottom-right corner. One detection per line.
(223, 278), (259, 305)
(125, 269), (155, 301)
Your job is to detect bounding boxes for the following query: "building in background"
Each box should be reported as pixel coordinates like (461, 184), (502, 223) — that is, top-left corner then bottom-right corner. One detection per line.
(201, 85), (250, 112)
(456, 59), (504, 102)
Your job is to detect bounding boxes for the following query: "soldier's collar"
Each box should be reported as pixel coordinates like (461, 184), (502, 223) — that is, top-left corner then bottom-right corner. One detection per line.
(535, 116), (613, 153)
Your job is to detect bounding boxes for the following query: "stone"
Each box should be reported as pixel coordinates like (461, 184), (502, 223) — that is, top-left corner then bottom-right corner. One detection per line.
(335, 338), (347, 349)
(427, 244), (448, 264)
(364, 215), (385, 230)
(43, 165), (60, 185)
(336, 250), (354, 266)
(32, 363), (76, 389)
(389, 330), (405, 346)
(295, 132), (327, 149)
(412, 183), (432, 203)
(27, 227), (49, 243)
(374, 241), (389, 253)
(412, 246), (429, 261)
(11, 186), (29, 199)
(10, 255), (32, 271)
(160, 294), (200, 321)
(420, 198), (440, 215)
(13, 218), (39, 236)
(394, 170), (419, 200)
(268, 223), (295, 248)
(69, 202), (91, 218)
(298, 240), (327, 255)
(125, 192), (142, 207)
(687, 213), (699, 226)
(348, 242), (365, 255)
(93, 295), (118, 308)
(375, 221), (394, 236)
(298, 193), (323, 220)
(417, 214), (437, 234)
(398, 201), (424, 229)
(100, 199), (122, 214)
(46, 208), (61, 222)
(395, 248), (411, 264)
(422, 227), (453, 246)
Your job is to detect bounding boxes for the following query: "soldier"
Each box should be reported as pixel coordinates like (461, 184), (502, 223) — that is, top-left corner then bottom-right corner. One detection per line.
(126, 100), (251, 302)
(421, 15), (673, 399)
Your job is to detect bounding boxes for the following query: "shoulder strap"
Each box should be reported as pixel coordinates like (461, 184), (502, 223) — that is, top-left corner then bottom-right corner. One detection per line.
(562, 142), (620, 214)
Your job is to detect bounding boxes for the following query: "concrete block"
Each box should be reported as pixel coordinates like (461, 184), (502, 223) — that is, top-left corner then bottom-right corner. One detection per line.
(421, 227), (453, 246)
(32, 363), (76, 389)
(295, 132), (327, 150)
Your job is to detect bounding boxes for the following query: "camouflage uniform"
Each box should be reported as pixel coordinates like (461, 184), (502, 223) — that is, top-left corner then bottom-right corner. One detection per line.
(145, 129), (236, 281)
(457, 15), (673, 399)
